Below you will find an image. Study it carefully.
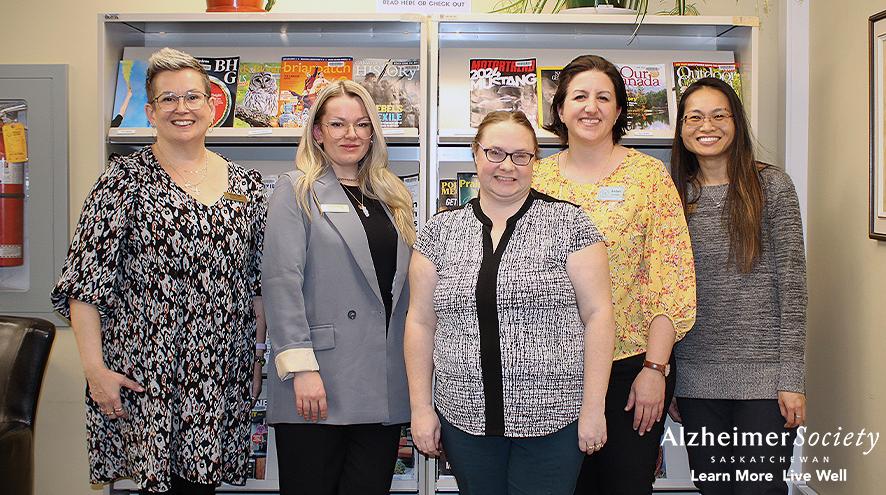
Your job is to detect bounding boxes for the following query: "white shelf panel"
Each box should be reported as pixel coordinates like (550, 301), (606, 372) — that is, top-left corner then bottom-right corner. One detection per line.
(436, 14), (755, 51)
(103, 13), (423, 48)
(108, 127), (419, 145)
(438, 128), (671, 147)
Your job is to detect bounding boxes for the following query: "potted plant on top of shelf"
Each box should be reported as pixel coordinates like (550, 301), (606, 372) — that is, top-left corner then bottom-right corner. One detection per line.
(206, 0), (276, 12)
(562, 0), (647, 14)
(490, 0), (648, 15)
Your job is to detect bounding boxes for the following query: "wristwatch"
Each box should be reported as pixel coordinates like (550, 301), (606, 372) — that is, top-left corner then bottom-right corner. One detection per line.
(643, 359), (670, 377)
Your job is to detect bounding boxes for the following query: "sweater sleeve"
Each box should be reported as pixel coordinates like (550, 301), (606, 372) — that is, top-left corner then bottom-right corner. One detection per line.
(766, 170), (808, 394)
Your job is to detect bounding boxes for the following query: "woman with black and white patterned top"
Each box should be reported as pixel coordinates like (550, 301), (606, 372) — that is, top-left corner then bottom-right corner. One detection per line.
(405, 111), (616, 495)
(52, 48), (266, 494)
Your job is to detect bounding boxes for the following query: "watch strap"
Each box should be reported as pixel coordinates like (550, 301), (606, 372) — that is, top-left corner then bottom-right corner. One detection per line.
(642, 359), (669, 377)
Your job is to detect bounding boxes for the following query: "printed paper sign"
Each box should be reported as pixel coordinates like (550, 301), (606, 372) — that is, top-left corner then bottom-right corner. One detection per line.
(376, 0), (471, 14)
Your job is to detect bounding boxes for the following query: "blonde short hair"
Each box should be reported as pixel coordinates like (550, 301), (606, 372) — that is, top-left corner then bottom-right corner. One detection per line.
(145, 47), (211, 100)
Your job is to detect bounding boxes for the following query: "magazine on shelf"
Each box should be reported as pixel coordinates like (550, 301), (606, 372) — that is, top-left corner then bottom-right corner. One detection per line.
(457, 172), (480, 205)
(438, 179), (459, 211)
(110, 59), (150, 128)
(392, 426), (417, 481)
(234, 62), (281, 128)
(261, 174), (279, 200)
(437, 450), (454, 477)
(617, 63), (672, 137)
(248, 398), (269, 480)
(536, 66), (562, 129)
(399, 173), (420, 228)
(196, 56), (241, 127)
(655, 445), (667, 479)
(277, 57), (353, 128)
(469, 58), (538, 128)
(354, 58), (421, 129)
(673, 62), (742, 102)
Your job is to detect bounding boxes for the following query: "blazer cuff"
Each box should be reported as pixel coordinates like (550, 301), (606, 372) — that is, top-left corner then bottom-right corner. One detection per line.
(275, 348), (320, 380)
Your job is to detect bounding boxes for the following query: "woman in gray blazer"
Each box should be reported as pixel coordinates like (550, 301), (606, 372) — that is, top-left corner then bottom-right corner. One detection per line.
(262, 80), (416, 495)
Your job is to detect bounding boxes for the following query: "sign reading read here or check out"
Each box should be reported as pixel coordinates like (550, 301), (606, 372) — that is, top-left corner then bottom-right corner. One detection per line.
(376, 0), (470, 14)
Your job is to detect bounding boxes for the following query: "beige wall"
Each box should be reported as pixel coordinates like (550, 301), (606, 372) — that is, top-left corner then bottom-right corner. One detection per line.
(0, 1), (783, 494)
(806, 0), (886, 492)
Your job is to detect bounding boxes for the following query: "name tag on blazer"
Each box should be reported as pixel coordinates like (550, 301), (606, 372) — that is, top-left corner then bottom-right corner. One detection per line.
(320, 203), (350, 213)
(597, 186), (625, 201)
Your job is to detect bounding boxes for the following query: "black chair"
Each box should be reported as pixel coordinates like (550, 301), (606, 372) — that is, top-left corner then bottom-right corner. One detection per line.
(0, 316), (56, 495)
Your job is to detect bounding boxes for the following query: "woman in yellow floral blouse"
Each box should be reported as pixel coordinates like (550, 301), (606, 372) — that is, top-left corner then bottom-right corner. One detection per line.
(532, 54), (696, 495)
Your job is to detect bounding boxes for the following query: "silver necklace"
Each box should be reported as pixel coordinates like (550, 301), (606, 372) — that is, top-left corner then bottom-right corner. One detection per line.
(342, 184), (369, 217)
(155, 146), (209, 195)
(703, 184), (729, 208)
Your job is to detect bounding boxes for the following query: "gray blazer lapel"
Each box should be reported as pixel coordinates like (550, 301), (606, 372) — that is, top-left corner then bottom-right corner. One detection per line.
(314, 169), (383, 305)
(382, 204), (411, 310)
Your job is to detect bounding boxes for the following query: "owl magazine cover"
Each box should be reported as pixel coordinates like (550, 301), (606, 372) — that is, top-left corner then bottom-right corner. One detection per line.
(235, 62), (281, 128)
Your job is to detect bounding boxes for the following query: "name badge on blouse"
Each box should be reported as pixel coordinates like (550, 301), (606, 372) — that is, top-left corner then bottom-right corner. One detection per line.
(597, 186), (625, 201)
(320, 203), (350, 213)
(223, 191), (248, 203)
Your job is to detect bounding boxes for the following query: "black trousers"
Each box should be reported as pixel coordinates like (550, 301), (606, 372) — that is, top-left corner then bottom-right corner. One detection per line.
(575, 353), (676, 495)
(138, 474), (215, 495)
(676, 398), (796, 495)
(274, 422), (402, 495)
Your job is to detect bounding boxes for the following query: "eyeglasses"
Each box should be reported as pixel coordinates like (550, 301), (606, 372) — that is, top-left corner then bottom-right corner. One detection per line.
(476, 145), (535, 166)
(321, 121), (374, 140)
(682, 112), (733, 128)
(151, 91), (210, 112)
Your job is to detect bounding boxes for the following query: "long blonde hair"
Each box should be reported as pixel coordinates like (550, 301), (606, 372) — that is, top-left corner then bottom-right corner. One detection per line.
(293, 80), (416, 245)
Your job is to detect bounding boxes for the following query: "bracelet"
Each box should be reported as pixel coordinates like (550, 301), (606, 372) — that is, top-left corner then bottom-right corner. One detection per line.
(255, 342), (267, 351)
(255, 355), (267, 367)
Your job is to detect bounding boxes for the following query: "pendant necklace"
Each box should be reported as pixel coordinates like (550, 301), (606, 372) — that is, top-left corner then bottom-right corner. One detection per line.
(342, 184), (370, 217)
(155, 146), (209, 196)
(704, 184), (729, 208)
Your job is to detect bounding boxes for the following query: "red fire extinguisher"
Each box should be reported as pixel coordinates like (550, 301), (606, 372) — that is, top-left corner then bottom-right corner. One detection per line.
(0, 116), (25, 267)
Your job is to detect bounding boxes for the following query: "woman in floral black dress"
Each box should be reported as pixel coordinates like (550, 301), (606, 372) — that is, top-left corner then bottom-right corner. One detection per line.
(51, 48), (267, 494)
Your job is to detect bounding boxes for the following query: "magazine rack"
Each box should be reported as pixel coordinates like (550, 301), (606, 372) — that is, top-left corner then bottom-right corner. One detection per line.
(99, 12), (759, 495)
(429, 13), (757, 214)
(99, 13), (426, 494)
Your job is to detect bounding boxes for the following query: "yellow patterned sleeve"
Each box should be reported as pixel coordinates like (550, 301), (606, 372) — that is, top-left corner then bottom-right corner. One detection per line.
(639, 159), (697, 341)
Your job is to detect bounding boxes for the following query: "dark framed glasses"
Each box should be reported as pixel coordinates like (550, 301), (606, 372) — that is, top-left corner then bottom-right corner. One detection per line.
(477, 144), (535, 166)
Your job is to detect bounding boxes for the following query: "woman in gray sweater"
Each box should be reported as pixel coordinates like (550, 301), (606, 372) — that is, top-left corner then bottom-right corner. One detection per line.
(669, 77), (807, 495)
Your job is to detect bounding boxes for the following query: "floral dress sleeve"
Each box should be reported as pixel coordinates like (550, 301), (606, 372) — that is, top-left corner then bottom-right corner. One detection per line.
(640, 161), (697, 341)
(51, 155), (137, 320)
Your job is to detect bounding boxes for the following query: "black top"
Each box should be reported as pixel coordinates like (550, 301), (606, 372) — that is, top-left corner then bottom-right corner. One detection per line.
(470, 191), (536, 435)
(342, 184), (398, 326)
